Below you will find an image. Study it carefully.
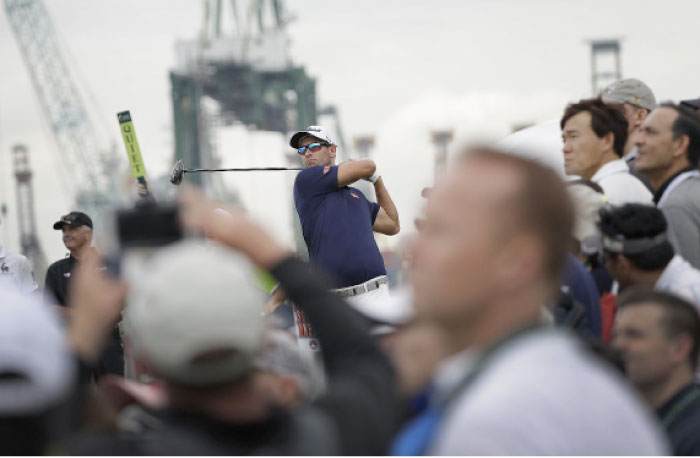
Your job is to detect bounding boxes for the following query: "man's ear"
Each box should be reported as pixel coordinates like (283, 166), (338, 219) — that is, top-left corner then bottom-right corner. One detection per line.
(671, 333), (694, 366)
(329, 145), (337, 160)
(672, 134), (690, 161)
(633, 108), (648, 129)
(601, 131), (615, 154)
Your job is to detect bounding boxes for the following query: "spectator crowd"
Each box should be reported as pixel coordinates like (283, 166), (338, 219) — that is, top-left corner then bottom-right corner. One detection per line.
(2, 78), (700, 455)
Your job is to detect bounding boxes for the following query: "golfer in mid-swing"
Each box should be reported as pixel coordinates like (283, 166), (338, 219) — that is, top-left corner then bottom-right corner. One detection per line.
(291, 126), (400, 316)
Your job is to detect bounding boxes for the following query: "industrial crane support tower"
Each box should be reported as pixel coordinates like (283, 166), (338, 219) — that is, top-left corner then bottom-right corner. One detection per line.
(12, 144), (47, 286)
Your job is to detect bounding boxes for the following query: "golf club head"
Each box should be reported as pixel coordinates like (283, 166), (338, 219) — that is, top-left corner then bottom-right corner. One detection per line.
(169, 160), (185, 185)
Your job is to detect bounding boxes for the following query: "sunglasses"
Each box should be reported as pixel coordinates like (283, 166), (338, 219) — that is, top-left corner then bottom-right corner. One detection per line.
(297, 142), (330, 155)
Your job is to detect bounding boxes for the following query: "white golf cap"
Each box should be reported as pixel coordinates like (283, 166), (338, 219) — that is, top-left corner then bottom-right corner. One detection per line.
(567, 182), (609, 249)
(349, 287), (414, 335)
(0, 290), (75, 414)
(290, 126), (336, 149)
(125, 240), (265, 387)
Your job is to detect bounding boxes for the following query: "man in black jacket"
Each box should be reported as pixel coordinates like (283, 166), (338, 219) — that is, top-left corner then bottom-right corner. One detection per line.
(45, 211), (124, 382)
(66, 189), (399, 455)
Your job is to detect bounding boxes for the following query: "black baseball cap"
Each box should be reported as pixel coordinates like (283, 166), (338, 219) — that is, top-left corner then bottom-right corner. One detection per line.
(53, 212), (93, 230)
(681, 98), (700, 110)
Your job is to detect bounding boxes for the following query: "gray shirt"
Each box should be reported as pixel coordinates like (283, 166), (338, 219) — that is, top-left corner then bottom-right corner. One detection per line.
(660, 176), (700, 269)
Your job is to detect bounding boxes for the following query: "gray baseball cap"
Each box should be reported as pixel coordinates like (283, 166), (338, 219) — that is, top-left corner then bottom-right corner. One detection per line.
(125, 240), (265, 387)
(601, 78), (657, 111)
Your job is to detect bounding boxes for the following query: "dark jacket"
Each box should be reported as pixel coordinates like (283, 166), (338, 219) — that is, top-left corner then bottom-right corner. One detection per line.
(657, 383), (700, 456)
(44, 255), (77, 307)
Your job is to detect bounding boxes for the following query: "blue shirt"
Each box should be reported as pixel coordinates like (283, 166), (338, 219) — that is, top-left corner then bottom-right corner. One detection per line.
(561, 254), (602, 337)
(293, 165), (386, 288)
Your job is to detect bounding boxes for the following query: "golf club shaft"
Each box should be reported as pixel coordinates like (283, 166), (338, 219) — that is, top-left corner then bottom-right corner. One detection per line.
(185, 167), (302, 173)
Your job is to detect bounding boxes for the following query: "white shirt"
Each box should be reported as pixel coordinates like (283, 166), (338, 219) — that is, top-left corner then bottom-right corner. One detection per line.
(0, 246), (38, 295)
(429, 329), (668, 455)
(591, 159), (653, 206)
(655, 255), (700, 307)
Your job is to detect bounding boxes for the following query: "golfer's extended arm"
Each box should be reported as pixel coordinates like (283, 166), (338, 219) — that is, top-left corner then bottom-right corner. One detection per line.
(373, 177), (400, 235)
(337, 159), (376, 187)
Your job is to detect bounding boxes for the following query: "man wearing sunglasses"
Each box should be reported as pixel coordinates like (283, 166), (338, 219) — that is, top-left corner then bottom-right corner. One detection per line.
(290, 126), (399, 320)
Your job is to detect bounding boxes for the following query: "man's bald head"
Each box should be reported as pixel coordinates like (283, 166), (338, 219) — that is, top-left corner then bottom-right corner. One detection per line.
(411, 147), (573, 327)
(458, 148), (574, 283)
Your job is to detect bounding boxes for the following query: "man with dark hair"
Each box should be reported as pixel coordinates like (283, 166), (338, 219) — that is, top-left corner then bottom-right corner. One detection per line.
(561, 98), (652, 205)
(392, 147), (666, 455)
(613, 288), (700, 455)
(598, 203), (700, 306)
(635, 102), (700, 268)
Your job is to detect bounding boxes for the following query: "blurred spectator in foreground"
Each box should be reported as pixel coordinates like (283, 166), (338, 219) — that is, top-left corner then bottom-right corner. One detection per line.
(598, 203), (700, 308)
(613, 288), (700, 455)
(635, 103), (700, 269)
(0, 290), (75, 455)
(392, 147), (667, 455)
(561, 97), (653, 205)
(68, 190), (399, 455)
(96, 327), (323, 435)
(354, 287), (448, 423)
(601, 78), (658, 169)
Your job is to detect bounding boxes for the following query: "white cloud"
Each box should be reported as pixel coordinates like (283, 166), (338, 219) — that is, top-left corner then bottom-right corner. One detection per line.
(372, 88), (569, 248)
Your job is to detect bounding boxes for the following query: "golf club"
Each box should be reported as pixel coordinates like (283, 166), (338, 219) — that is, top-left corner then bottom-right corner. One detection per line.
(169, 159), (303, 185)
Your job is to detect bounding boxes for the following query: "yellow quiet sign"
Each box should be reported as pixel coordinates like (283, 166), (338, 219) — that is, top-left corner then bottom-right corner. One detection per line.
(117, 110), (147, 178)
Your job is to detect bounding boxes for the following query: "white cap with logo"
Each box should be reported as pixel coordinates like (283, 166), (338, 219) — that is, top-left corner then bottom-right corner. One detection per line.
(290, 126), (336, 149)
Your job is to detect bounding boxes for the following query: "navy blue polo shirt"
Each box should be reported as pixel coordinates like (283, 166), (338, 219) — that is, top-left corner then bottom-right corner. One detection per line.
(294, 165), (386, 288)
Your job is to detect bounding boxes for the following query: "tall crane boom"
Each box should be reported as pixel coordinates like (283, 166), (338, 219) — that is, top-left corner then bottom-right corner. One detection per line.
(4, 0), (124, 222)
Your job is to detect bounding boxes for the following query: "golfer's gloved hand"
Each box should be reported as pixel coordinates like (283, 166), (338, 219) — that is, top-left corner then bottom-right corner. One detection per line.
(365, 171), (380, 184)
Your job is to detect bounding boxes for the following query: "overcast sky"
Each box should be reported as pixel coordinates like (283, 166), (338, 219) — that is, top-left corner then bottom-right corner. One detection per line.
(1, 0), (699, 265)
